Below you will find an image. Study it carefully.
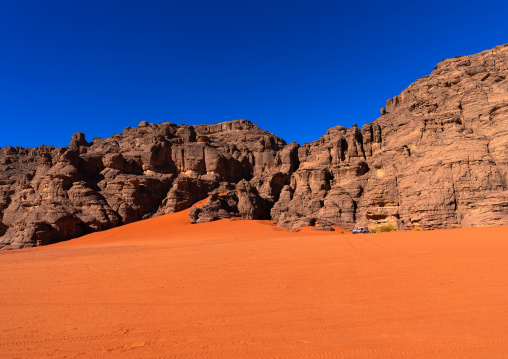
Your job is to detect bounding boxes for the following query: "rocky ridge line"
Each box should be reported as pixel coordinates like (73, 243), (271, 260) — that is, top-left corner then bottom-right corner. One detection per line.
(1, 43), (508, 248)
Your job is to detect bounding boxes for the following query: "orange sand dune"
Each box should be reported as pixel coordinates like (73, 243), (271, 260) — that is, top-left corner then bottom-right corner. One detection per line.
(1, 206), (508, 358)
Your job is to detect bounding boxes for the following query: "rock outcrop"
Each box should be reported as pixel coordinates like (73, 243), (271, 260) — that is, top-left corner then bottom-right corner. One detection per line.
(270, 43), (508, 230)
(0, 120), (289, 249)
(1, 43), (508, 248)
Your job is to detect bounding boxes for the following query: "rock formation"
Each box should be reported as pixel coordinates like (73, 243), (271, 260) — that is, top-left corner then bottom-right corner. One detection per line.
(1, 43), (508, 248)
(0, 120), (288, 249)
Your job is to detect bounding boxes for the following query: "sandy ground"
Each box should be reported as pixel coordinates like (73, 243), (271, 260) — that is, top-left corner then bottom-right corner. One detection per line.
(1, 206), (508, 358)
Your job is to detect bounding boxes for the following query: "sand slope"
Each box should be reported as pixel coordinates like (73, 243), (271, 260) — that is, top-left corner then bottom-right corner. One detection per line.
(1, 207), (508, 358)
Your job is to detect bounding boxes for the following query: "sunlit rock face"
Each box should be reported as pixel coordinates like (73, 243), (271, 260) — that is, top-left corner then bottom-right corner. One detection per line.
(0, 119), (288, 249)
(270, 43), (508, 231)
(1, 44), (508, 248)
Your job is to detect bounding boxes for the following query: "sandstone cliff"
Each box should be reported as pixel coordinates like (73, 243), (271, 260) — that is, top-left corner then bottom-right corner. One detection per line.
(0, 120), (289, 249)
(195, 44), (508, 232)
(1, 43), (507, 248)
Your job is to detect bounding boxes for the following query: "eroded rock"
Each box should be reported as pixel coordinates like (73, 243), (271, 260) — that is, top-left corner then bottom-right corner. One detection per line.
(1, 44), (508, 248)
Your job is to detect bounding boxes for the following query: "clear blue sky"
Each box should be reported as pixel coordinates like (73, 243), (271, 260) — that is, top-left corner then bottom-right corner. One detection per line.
(1, 0), (507, 148)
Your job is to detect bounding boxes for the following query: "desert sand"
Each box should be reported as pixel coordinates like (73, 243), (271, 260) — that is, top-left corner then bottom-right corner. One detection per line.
(1, 204), (508, 358)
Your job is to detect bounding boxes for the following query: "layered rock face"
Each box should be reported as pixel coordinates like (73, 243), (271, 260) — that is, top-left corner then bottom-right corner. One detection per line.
(1, 43), (508, 248)
(0, 120), (288, 249)
(196, 44), (508, 231)
(270, 43), (508, 230)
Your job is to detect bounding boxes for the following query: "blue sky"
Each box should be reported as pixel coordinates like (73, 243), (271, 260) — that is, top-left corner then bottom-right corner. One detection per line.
(1, 0), (507, 148)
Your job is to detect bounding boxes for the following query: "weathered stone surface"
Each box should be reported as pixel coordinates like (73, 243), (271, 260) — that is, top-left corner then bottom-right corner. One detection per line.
(272, 43), (508, 231)
(1, 44), (508, 248)
(69, 132), (88, 148)
(0, 119), (286, 248)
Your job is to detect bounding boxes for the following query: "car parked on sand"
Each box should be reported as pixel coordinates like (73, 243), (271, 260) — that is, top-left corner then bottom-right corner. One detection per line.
(352, 227), (371, 234)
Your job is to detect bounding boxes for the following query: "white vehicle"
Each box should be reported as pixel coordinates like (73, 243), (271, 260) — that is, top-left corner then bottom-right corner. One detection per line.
(352, 227), (371, 234)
